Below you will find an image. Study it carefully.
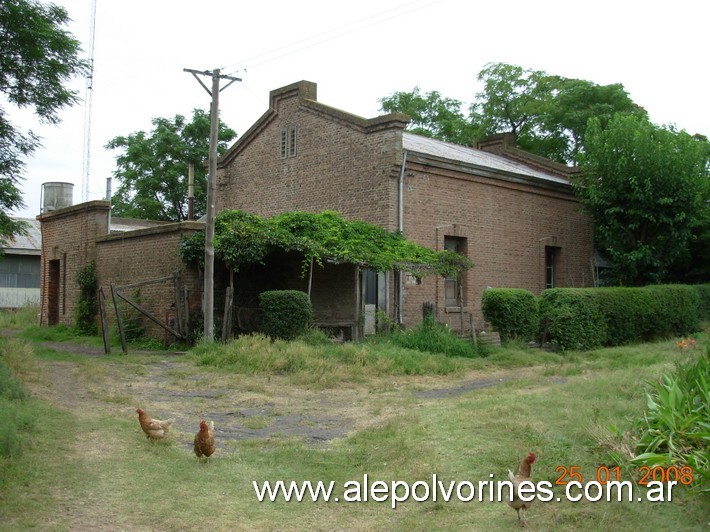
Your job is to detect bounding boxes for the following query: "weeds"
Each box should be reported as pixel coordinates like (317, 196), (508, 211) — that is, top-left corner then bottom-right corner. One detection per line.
(631, 343), (709, 491)
(389, 316), (480, 358)
(0, 339), (34, 459)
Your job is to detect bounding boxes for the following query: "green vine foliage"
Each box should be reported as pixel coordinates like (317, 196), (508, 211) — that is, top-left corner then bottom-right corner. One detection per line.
(180, 210), (473, 278)
(75, 261), (98, 335)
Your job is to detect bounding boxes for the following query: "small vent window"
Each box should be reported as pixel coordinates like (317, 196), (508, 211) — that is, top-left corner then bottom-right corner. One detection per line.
(280, 126), (297, 159)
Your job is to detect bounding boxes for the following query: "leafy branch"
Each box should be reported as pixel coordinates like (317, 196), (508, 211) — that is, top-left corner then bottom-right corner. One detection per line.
(180, 210), (473, 278)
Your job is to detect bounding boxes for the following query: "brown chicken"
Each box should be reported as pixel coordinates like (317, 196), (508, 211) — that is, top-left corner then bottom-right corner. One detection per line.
(194, 420), (216, 462)
(507, 452), (536, 527)
(136, 408), (174, 441)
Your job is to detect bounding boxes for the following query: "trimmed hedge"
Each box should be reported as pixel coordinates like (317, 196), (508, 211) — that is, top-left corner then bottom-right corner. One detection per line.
(539, 289), (607, 351)
(537, 284), (703, 351)
(591, 287), (655, 346)
(259, 290), (313, 341)
(642, 284), (700, 336)
(481, 288), (539, 342)
(694, 284), (710, 322)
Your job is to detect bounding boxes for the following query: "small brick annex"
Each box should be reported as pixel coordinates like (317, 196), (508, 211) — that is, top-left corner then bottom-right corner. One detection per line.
(38, 80), (594, 340)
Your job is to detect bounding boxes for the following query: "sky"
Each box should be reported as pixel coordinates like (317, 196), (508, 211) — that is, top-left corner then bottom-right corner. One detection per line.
(9, 0), (710, 218)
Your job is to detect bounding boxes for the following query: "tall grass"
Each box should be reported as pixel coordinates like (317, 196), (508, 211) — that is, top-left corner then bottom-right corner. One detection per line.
(190, 332), (473, 386)
(389, 316), (481, 358)
(0, 339), (34, 459)
(0, 305), (39, 329)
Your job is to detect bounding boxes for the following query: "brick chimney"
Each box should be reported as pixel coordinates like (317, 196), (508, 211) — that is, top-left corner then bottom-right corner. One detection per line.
(475, 133), (517, 154)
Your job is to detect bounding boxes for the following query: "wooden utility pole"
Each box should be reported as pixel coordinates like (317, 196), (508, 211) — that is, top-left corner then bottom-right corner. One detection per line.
(184, 68), (241, 341)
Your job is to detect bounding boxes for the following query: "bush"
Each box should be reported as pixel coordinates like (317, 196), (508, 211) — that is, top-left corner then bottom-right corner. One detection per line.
(593, 287), (655, 346)
(259, 290), (313, 341)
(391, 316), (480, 358)
(75, 261), (98, 335)
(643, 285), (700, 337)
(481, 288), (539, 342)
(692, 284), (710, 322)
(631, 346), (709, 491)
(539, 289), (607, 351)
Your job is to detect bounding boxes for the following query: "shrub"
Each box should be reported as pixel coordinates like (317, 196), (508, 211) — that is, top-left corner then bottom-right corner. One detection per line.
(593, 287), (654, 345)
(692, 284), (710, 322)
(643, 285), (700, 337)
(631, 346), (709, 492)
(259, 290), (313, 341)
(481, 288), (539, 342)
(75, 261), (98, 335)
(539, 289), (607, 351)
(391, 316), (480, 358)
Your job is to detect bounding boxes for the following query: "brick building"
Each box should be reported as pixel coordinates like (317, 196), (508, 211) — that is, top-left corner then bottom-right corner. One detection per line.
(38, 80), (594, 340)
(38, 201), (202, 339)
(216, 81), (595, 333)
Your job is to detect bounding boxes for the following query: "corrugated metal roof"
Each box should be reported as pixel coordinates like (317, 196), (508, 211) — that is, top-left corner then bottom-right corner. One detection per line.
(402, 132), (569, 185)
(5, 218), (41, 255)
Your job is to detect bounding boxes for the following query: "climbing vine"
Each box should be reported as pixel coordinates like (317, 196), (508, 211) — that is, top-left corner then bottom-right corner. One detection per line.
(75, 261), (98, 334)
(180, 210), (473, 278)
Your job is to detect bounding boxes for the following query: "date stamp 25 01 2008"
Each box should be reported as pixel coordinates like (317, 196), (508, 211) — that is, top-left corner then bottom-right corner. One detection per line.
(554, 465), (695, 486)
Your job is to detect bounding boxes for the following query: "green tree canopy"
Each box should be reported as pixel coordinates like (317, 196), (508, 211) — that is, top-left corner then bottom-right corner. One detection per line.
(180, 210), (473, 278)
(379, 87), (475, 145)
(381, 62), (647, 165)
(575, 114), (710, 285)
(0, 0), (87, 245)
(106, 109), (236, 221)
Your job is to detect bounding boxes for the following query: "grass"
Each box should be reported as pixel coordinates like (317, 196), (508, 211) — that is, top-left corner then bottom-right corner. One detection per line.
(0, 311), (708, 530)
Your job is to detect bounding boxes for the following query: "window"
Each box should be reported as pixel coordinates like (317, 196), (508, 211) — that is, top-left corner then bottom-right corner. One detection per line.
(279, 126), (297, 158)
(444, 236), (466, 307)
(545, 246), (560, 288)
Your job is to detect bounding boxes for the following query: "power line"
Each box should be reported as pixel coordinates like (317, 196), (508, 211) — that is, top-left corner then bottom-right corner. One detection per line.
(219, 0), (442, 74)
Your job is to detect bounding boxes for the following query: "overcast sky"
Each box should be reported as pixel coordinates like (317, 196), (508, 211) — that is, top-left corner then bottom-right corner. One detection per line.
(9, 0), (709, 218)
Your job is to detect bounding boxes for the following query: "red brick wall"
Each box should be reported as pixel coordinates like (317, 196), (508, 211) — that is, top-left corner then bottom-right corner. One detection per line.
(216, 81), (405, 231)
(95, 224), (202, 339)
(400, 160), (594, 329)
(38, 201), (110, 327)
(39, 201), (202, 338)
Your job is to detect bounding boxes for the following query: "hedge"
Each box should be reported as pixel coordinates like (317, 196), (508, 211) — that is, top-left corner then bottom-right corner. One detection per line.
(259, 290), (313, 341)
(694, 284), (710, 321)
(481, 288), (539, 342)
(537, 285), (703, 351)
(539, 289), (607, 351)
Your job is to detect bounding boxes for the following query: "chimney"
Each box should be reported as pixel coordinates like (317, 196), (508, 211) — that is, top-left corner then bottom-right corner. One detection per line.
(475, 133), (517, 154)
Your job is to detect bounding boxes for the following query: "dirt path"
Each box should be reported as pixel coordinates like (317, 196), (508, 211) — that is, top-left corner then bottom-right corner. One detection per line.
(25, 340), (532, 453)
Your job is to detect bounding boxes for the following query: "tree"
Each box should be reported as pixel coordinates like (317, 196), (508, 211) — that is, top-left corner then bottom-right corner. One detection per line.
(469, 62), (553, 145)
(541, 78), (646, 163)
(0, 0), (87, 246)
(380, 63), (646, 165)
(469, 62), (646, 164)
(379, 87), (475, 145)
(106, 109), (236, 221)
(575, 114), (710, 285)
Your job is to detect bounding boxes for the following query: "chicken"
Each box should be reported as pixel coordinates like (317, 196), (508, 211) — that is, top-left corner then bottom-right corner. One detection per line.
(507, 452), (536, 527)
(136, 408), (174, 441)
(194, 420), (216, 462)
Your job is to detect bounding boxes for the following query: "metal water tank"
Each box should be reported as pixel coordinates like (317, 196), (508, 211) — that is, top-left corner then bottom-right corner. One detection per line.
(41, 182), (74, 212)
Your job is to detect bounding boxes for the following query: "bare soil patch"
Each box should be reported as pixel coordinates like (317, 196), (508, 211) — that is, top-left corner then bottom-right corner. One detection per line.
(26, 339), (538, 453)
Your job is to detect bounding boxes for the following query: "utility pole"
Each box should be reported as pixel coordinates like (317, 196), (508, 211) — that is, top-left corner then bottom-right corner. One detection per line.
(184, 68), (241, 341)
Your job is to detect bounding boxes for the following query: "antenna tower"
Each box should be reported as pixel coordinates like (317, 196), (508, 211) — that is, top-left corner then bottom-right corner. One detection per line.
(81, 0), (98, 202)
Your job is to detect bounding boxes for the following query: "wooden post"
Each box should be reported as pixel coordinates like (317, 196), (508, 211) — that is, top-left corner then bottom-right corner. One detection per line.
(110, 284), (128, 354)
(307, 257), (314, 300)
(98, 287), (111, 354)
